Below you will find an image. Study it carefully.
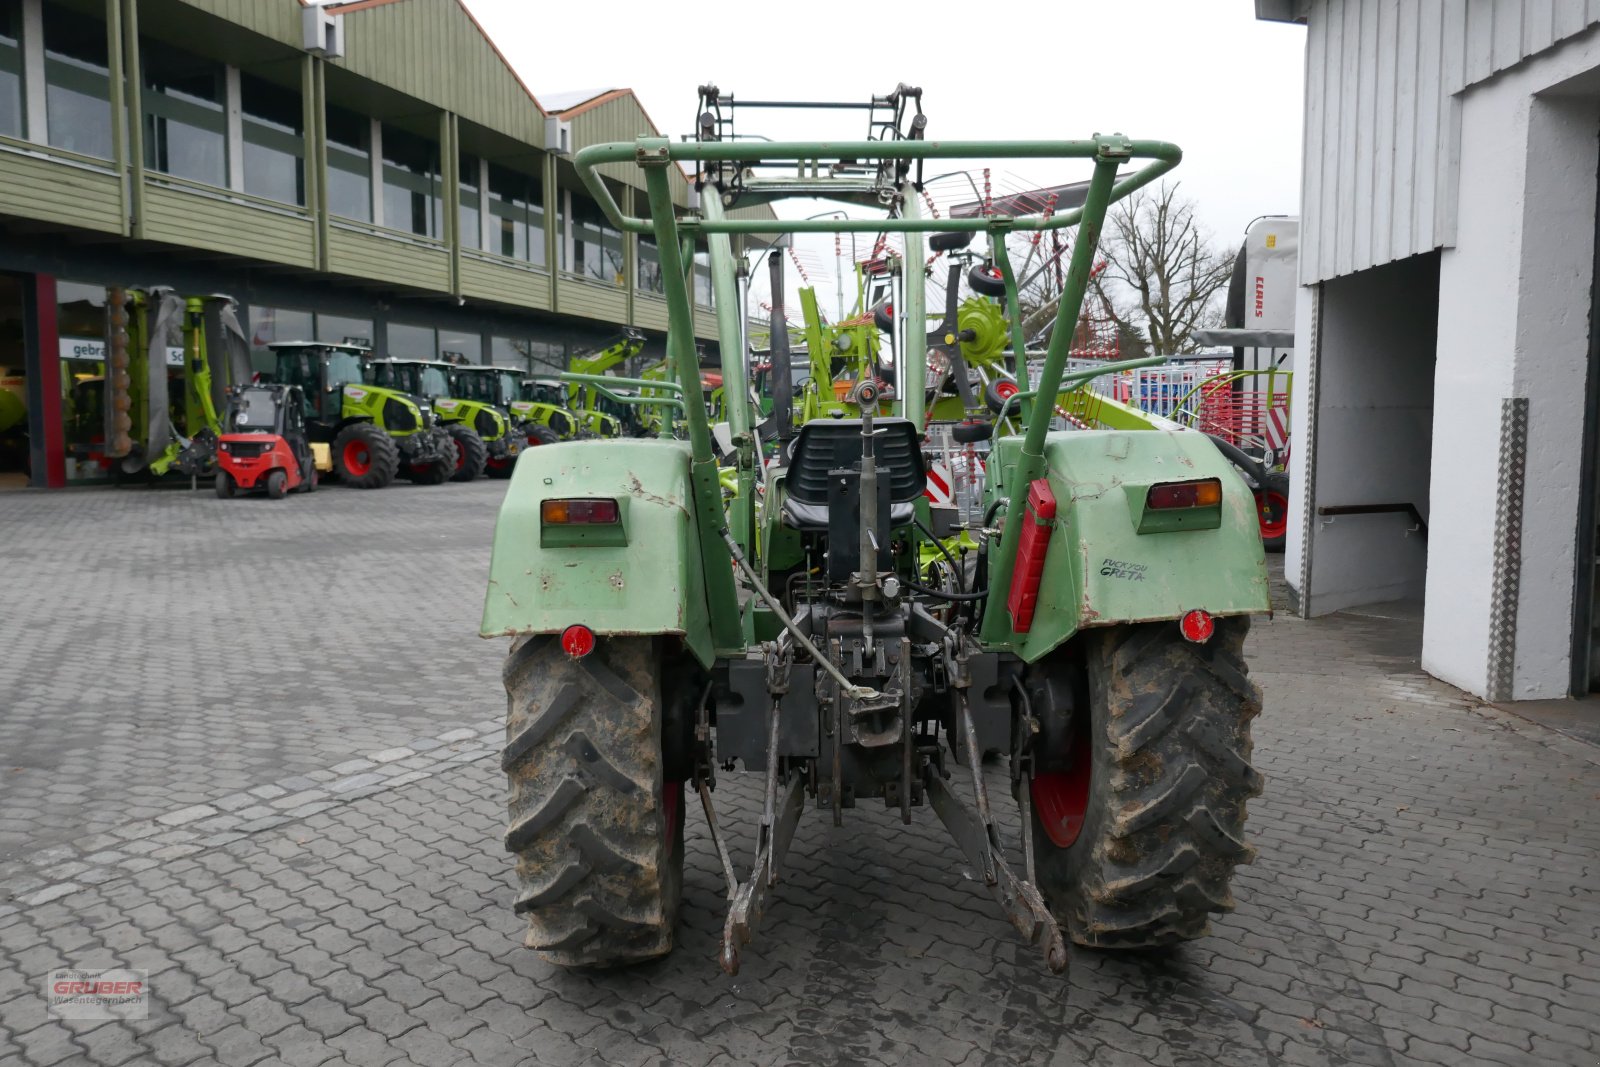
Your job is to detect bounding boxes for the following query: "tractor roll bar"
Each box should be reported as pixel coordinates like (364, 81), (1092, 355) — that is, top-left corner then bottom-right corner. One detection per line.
(573, 137), (1180, 235)
(585, 134), (1181, 653)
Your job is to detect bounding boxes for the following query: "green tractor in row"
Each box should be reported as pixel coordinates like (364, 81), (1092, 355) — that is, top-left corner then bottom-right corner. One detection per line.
(269, 342), (457, 488)
(364, 357), (526, 481)
(450, 364), (564, 457)
(482, 91), (1269, 979)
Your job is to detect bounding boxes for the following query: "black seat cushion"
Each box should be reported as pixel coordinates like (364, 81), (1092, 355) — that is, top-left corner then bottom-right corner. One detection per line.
(782, 497), (914, 532)
(785, 417), (927, 506)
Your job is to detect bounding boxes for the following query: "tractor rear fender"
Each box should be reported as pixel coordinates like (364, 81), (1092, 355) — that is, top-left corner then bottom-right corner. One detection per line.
(988, 429), (1270, 664)
(479, 439), (714, 667)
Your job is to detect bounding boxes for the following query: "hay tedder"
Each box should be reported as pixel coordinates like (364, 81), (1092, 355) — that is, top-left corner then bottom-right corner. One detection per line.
(481, 88), (1269, 979)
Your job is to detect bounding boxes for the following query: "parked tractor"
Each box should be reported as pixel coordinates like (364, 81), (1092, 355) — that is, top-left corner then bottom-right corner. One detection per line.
(482, 90), (1269, 980)
(269, 342), (457, 488)
(449, 364), (557, 469)
(507, 374), (578, 442)
(213, 383), (320, 500)
(364, 358), (507, 482)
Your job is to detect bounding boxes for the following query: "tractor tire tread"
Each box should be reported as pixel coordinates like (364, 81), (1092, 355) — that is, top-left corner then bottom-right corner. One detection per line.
(332, 423), (399, 489)
(447, 424), (488, 482)
(1037, 618), (1262, 949)
(502, 635), (680, 966)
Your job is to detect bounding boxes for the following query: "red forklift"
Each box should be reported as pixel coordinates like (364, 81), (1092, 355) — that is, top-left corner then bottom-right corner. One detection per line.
(214, 384), (320, 500)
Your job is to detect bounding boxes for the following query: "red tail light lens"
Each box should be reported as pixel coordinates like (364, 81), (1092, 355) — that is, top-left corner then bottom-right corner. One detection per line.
(541, 498), (621, 525)
(1147, 479), (1222, 510)
(561, 624), (596, 657)
(1180, 609), (1215, 643)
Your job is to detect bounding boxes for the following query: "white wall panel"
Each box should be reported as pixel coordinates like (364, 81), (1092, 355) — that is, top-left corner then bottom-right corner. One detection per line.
(1295, 0), (1600, 283)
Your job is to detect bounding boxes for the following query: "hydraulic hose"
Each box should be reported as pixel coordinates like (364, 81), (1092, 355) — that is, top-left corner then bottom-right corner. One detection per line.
(913, 515), (965, 593)
(906, 579), (990, 602)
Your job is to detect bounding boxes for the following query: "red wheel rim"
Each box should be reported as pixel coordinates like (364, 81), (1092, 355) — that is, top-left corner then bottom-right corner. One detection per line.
(1031, 740), (1091, 848)
(342, 440), (371, 476)
(995, 380), (1019, 400)
(1256, 489), (1289, 540)
(454, 444), (465, 471)
(526, 435), (542, 446)
(662, 781), (683, 860)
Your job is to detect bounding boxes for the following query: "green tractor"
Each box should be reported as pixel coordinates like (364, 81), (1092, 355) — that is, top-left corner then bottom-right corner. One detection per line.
(364, 357), (512, 482)
(506, 374), (579, 442)
(269, 342), (458, 488)
(481, 90), (1268, 979)
(451, 364), (565, 460)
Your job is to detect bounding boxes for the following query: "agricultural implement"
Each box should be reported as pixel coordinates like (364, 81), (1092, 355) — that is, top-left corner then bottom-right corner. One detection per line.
(482, 88), (1269, 979)
(98, 289), (254, 479)
(268, 342), (457, 488)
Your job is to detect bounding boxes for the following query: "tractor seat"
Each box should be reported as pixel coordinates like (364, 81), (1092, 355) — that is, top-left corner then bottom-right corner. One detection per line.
(780, 416), (927, 532)
(783, 497), (916, 532)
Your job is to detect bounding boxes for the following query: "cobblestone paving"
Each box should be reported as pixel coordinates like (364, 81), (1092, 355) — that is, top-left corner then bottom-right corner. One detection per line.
(2, 483), (1598, 1065)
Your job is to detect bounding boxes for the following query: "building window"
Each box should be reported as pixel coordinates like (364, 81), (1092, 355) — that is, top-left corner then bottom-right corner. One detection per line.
(637, 236), (663, 294)
(438, 329), (481, 364)
(247, 305), (312, 374)
(386, 322), (435, 359)
(315, 312), (372, 348)
(381, 123), (439, 238)
(326, 106), (370, 223)
(42, 0), (111, 159)
(0, 0), (23, 139)
(694, 249), (712, 307)
(487, 163), (544, 265)
(458, 152), (480, 251)
(491, 335), (562, 373)
(143, 45), (226, 187)
(241, 73), (303, 206)
(571, 196), (623, 284)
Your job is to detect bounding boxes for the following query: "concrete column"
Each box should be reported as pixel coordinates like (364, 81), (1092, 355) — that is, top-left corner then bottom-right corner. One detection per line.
(368, 116), (382, 227)
(21, 0), (44, 142)
(224, 64), (243, 191)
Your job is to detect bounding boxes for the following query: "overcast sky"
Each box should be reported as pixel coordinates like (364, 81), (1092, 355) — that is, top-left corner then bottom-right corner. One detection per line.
(463, 0), (1308, 318)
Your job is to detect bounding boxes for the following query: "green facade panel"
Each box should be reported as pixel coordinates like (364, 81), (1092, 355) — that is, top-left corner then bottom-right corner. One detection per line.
(556, 276), (628, 324)
(0, 149), (123, 234)
(327, 225), (451, 291)
(459, 253), (552, 309)
(142, 183), (316, 268)
(633, 295), (670, 332)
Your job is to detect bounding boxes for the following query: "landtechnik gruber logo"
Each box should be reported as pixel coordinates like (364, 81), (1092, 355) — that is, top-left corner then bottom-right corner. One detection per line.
(46, 969), (149, 1020)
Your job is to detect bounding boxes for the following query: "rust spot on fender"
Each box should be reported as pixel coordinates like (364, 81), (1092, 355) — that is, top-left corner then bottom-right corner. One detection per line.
(626, 473), (688, 516)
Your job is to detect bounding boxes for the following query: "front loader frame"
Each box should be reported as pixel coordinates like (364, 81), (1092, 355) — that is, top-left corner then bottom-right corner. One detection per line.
(572, 134), (1181, 653)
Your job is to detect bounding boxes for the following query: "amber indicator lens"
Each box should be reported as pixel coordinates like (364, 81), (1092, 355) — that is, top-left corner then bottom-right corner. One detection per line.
(1146, 478), (1222, 510)
(541, 498), (621, 525)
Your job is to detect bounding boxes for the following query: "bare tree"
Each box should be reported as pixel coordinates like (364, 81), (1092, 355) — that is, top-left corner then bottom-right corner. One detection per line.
(1090, 183), (1235, 356)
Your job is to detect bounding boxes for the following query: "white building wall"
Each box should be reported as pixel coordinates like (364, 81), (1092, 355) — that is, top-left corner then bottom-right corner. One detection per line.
(1281, 0), (1600, 285)
(1423, 33), (1600, 698)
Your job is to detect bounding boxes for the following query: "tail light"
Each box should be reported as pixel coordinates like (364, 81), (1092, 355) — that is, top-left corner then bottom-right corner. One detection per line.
(1147, 479), (1222, 510)
(1007, 479), (1057, 634)
(542, 498), (621, 525)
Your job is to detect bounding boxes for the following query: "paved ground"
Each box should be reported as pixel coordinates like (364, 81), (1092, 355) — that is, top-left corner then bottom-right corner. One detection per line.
(1, 480), (1597, 1066)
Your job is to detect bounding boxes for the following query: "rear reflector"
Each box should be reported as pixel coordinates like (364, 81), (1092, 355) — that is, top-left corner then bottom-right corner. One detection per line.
(561, 624), (596, 657)
(1147, 478), (1222, 510)
(1180, 609), (1215, 644)
(541, 498), (621, 525)
(1007, 479), (1058, 634)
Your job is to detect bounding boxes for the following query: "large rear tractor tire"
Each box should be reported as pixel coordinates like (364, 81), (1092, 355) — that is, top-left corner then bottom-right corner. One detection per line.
(332, 423), (400, 489)
(447, 424), (488, 482)
(1028, 619), (1263, 948)
(502, 636), (683, 967)
(525, 424), (560, 447)
(405, 436), (459, 485)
